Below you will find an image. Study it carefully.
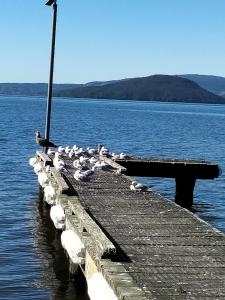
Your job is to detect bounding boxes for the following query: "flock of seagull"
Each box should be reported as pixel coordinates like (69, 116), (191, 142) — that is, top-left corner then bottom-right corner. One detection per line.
(29, 148), (124, 299)
(30, 136), (153, 299)
(30, 141), (153, 207)
(51, 144), (116, 182)
(29, 142), (152, 250)
(34, 131), (152, 192)
(47, 143), (152, 192)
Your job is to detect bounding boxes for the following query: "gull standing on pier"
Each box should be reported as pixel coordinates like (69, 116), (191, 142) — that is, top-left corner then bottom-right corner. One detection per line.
(130, 181), (152, 192)
(35, 131), (57, 148)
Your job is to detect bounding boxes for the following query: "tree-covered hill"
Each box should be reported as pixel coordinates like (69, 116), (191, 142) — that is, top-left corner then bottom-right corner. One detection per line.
(56, 75), (225, 104)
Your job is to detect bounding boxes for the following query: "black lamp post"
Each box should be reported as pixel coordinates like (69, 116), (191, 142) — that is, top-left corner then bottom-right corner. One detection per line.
(44, 0), (57, 153)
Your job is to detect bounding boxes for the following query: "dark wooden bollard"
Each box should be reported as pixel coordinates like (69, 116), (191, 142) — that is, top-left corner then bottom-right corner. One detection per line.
(175, 176), (196, 208)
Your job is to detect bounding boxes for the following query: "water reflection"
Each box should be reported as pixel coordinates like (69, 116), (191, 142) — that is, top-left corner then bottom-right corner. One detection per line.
(32, 192), (90, 300)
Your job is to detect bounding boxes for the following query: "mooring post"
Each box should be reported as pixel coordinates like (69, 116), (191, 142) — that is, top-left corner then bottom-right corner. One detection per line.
(175, 176), (196, 208)
(44, 0), (57, 153)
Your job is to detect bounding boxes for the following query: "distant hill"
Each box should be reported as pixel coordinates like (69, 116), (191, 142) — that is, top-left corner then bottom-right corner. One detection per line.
(2, 75), (225, 104)
(56, 75), (225, 104)
(180, 74), (225, 97)
(0, 83), (81, 96)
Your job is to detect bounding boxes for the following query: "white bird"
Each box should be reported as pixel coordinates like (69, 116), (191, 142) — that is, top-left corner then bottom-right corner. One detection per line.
(58, 146), (65, 153)
(54, 151), (63, 159)
(79, 156), (89, 164)
(87, 147), (97, 155)
(73, 169), (93, 181)
(119, 152), (129, 159)
(73, 145), (79, 152)
(50, 205), (65, 230)
(74, 170), (87, 181)
(68, 149), (76, 159)
(88, 272), (118, 300)
(53, 153), (65, 171)
(100, 146), (109, 156)
(73, 159), (84, 170)
(92, 160), (109, 171)
(129, 182), (137, 191)
(47, 148), (55, 155)
(130, 181), (152, 192)
(61, 229), (85, 264)
(29, 157), (37, 167)
(76, 147), (85, 155)
(111, 153), (120, 160)
(89, 156), (98, 165)
(65, 146), (72, 154)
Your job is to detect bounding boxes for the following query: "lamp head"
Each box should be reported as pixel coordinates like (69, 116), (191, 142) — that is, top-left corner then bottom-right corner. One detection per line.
(45, 0), (56, 6)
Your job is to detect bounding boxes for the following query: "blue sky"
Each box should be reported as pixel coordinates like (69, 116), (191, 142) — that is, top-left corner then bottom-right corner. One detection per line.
(1, 0), (225, 83)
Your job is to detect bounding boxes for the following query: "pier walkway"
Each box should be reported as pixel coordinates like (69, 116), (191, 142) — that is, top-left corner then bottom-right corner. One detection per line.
(35, 151), (225, 300)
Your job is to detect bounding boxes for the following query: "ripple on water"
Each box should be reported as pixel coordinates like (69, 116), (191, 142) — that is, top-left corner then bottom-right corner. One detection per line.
(1, 96), (225, 299)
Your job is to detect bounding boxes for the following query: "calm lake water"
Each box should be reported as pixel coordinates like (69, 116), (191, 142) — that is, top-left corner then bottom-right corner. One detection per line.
(0, 95), (225, 299)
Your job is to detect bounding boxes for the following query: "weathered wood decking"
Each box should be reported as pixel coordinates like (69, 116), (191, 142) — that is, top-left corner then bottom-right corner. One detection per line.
(35, 151), (225, 300)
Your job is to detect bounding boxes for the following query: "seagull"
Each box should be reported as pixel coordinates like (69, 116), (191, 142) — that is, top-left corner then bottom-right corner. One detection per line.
(58, 146), (65, 153)
(89, 157), (98, 165)
(111, 153), (120, 160)
(53, 152), (65, 171)
(87, 147), (97, 155)
(92, 160), (109, 171)
(74, 169), (94, 181)
(47, 148), (55, 155)
(119, 152), (129, 159)
(100, 146), (109, 156)
(35, 131), (57, 148)
(130, 181), (152, 192)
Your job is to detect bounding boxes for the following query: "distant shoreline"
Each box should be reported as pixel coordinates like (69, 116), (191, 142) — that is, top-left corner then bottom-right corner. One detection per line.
(1, 74), (225, 104)
(1, 93), (225, 107)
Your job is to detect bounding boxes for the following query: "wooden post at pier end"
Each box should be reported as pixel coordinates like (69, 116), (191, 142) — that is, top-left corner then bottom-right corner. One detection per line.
(44, 0), (57, 153)
(175, 176), (196, 208)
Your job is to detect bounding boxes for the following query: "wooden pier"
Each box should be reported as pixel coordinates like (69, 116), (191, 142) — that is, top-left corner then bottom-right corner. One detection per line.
(31, 150), (225, 300)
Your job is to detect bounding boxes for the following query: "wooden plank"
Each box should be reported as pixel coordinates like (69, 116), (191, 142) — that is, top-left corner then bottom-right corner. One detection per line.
(60, 158), (225, 298)
(50, 167), (70, 194)
(36, 151), (52, 166)
(100, 155), (127, 174)
(67, 196), (116, 258)
(99, 260), (149, 300)
(41, 153), (225, 299)
(115, 158), (220, 179)
(56, 194), (70, 211)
